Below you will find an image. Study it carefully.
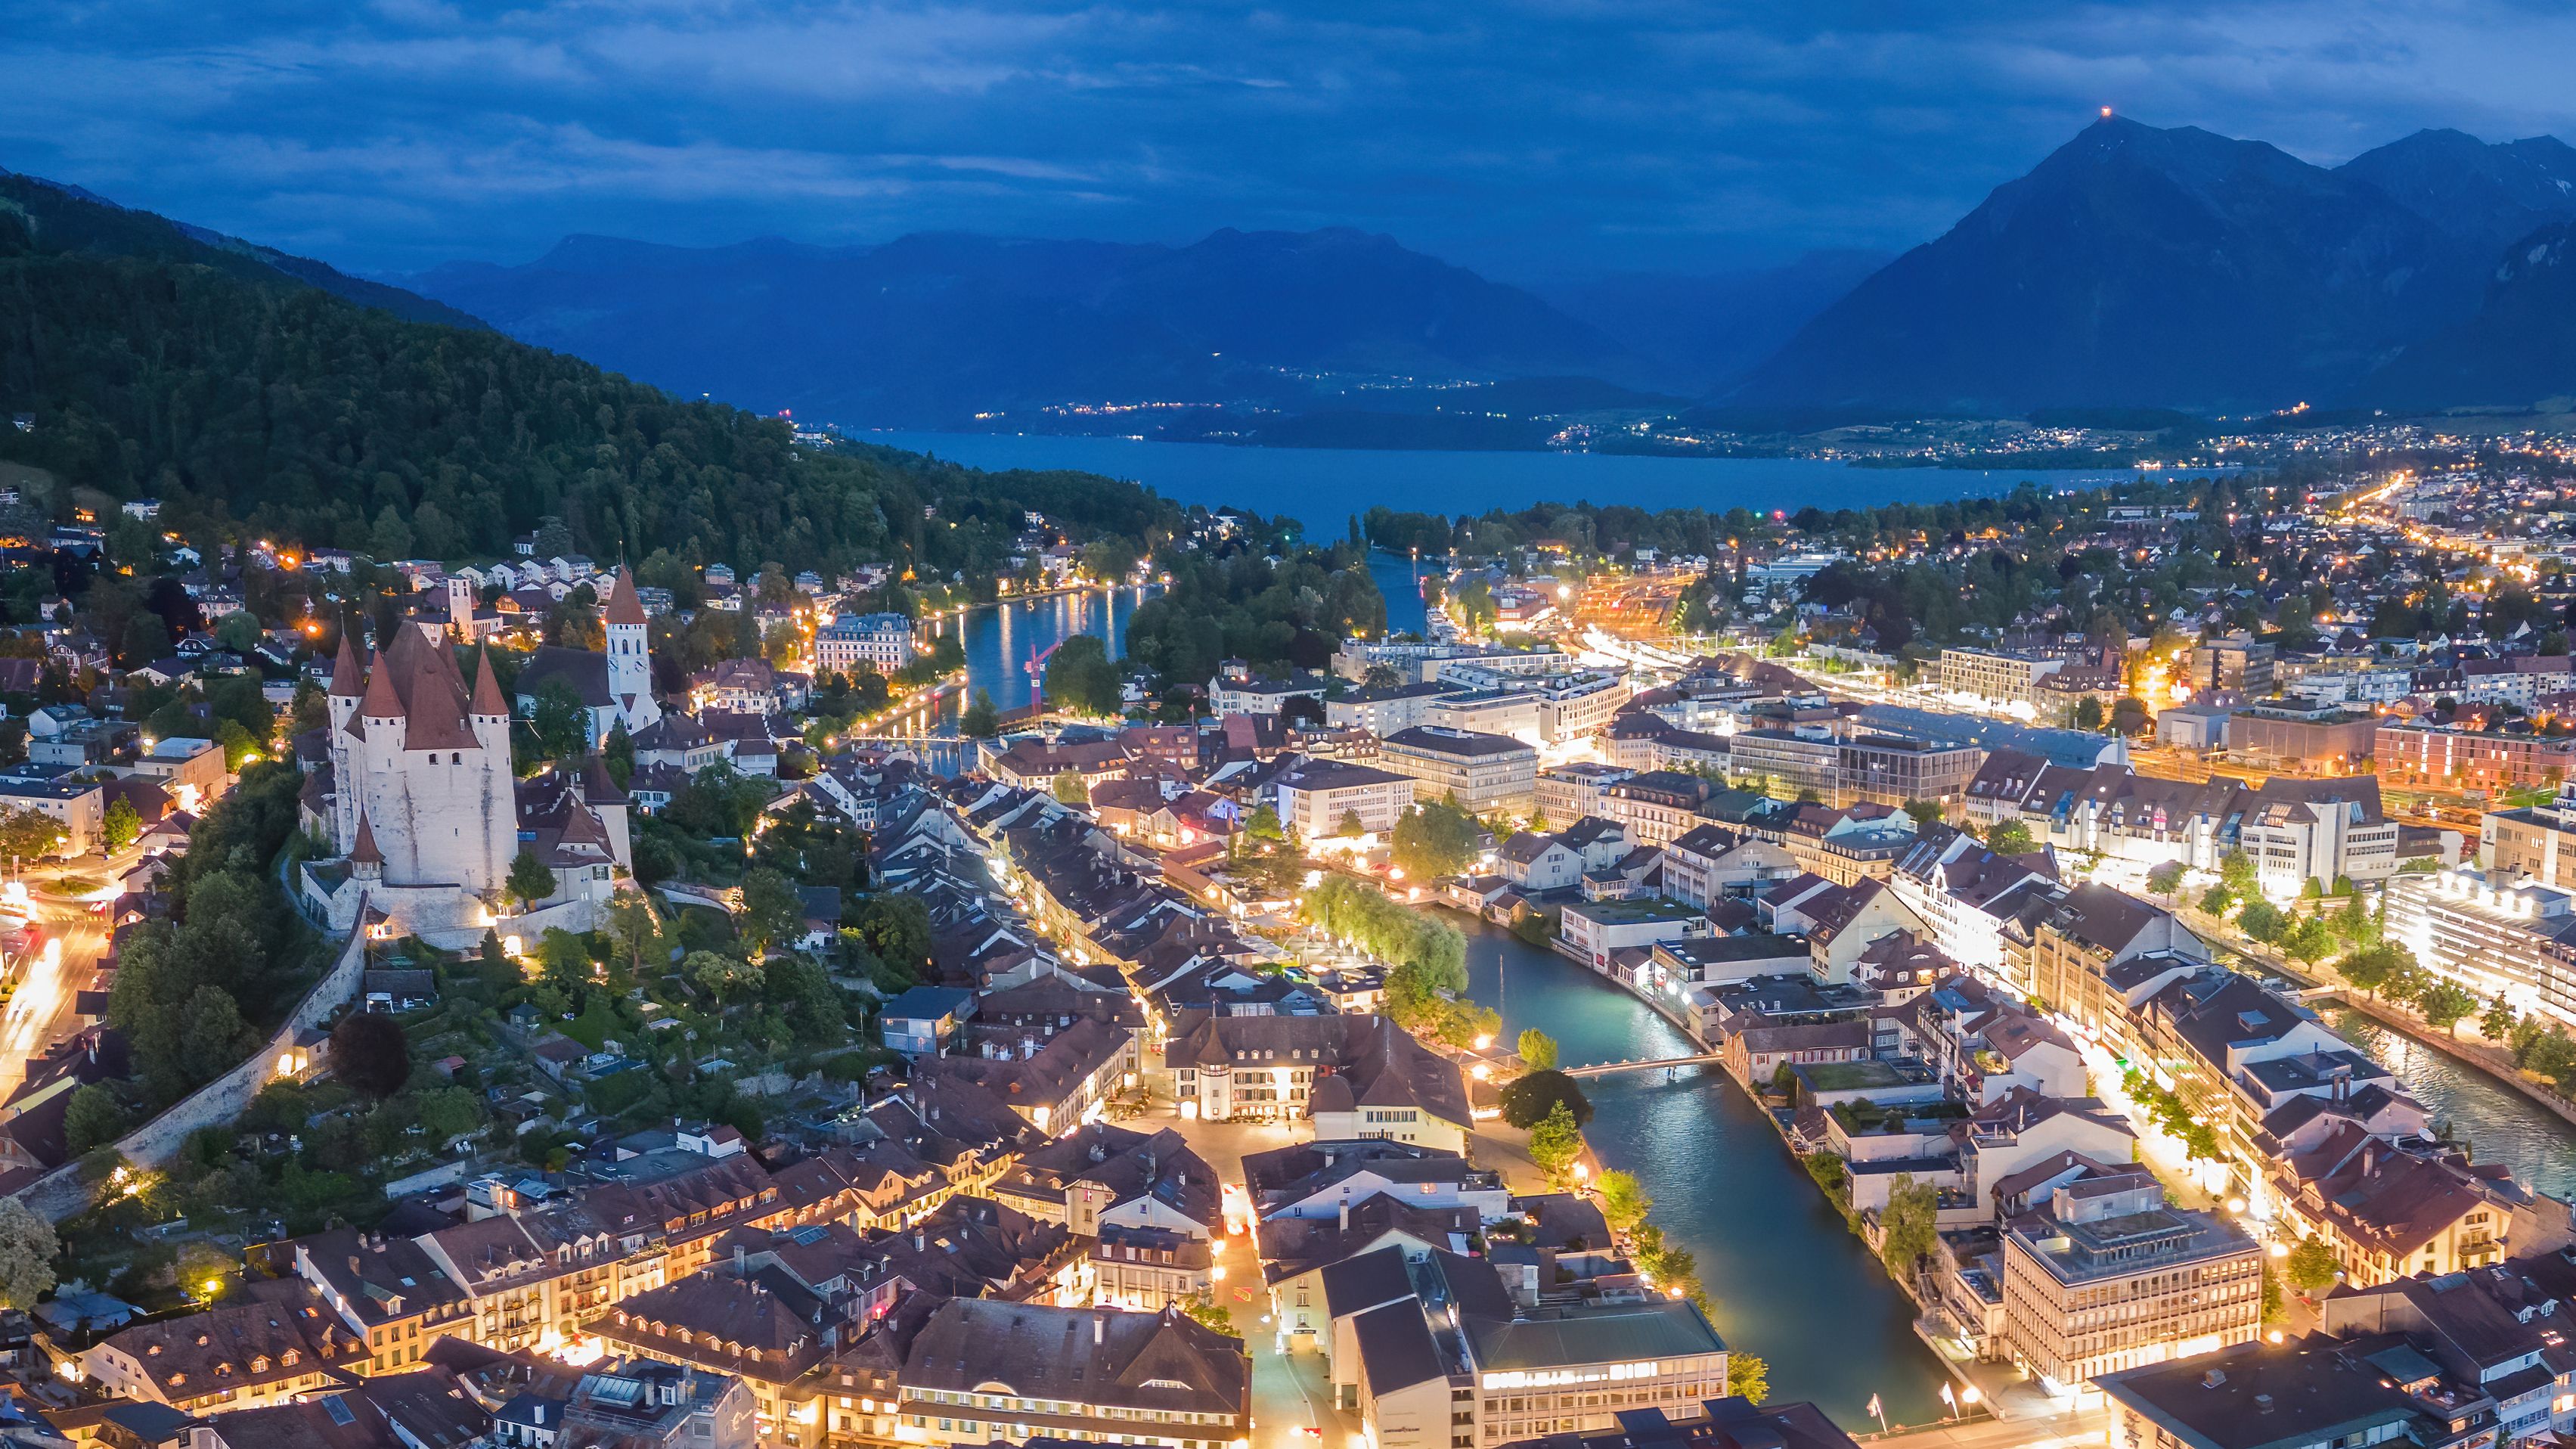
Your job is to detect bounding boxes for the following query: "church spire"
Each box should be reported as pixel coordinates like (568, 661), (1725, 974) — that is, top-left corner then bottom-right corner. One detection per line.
(604, 567), (648, 628)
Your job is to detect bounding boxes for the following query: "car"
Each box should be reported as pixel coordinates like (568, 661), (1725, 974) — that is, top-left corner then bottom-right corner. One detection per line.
(1297, 1428), (1322, 1440)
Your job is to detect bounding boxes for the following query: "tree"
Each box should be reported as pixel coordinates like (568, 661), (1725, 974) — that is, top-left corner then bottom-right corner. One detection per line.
(0, 805), (67, 863)
(2198, 884), (2236, 917)
(120, 610), (173, 667)
(1527, 1100), (1584, 1185)
(535, 928), (594, 992)
(2074, 696), (2106, 731)
(507, 849), (556, 911)
(738, 867), (805, 956)
(2382, 957), (2435, 1006)
(1391, 800), (1482, 880)
(2481, 994), (2519, 1042)
(1051, 771), (1090, 806)
(1725, 1353), (1770, 1405)
(1042, 635), (1123, 716)
(687, 950), (764, 1006)
(330, 1011), (411, 1098)
(2219, 850), (2259, 895)
(2285, 1236), (2340, 1295)
(1516, 1028), (1559, 1074)
(1245, 805), (1283, 842)
(2146, 861), (2187, 898)
(1499, 1069), (1592, 1130)
(2418, 980), (2479, 1035)
(851, 894), (932, 973)
(1985, 819), (2035, 855)
(0, 1198), (59, 1309)
(101, 796), (141, 855)
(63, 1083), (126, 1156)
(1179, 1294), (1233, 1335)
(1900, 799), (1945, 828)
(2112, 697), (2151, 734)
(527, 678), (593, 760)
(2237, 899), (2288, 944)
(959, 690), (1000, 738)
(1336, 808), (1365, 838)
(2340, 942), (2411, 998)
(1880, 1173), (1939, 1280)
(2283, 915), (2338, 964)
(1597, 1168), (1651, 1234)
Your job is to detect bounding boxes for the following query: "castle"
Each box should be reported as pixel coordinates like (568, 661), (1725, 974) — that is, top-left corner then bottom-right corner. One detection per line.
(300, 622), (634, 948)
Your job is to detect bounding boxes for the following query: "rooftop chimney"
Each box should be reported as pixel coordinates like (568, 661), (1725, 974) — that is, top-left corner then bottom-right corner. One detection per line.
(1093, 1314), (1105, 1345)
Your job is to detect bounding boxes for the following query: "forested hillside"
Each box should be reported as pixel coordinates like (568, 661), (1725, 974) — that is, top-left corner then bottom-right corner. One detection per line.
(0, 174), (1183, 579)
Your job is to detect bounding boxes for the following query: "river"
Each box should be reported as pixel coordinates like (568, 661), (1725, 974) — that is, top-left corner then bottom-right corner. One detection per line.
(2330, 1012), (2576, 1198)
(1456, 914), (1951, 1426)
(858, 429), (2151, 538)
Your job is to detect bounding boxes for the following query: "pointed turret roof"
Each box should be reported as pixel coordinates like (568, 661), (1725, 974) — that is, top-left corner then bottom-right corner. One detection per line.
(329, 631), (364, 697)
(604, 568), (648, 628)
(358, 650), (405, 720)
(350, 811), (384, 866)
(472, 647), (508, 718)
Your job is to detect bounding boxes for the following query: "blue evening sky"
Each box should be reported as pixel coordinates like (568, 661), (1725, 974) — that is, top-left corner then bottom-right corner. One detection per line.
(7, 1), (2574, 281)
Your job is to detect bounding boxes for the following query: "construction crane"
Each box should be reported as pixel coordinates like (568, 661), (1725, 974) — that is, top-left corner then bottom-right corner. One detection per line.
(1023, 637), (1070, 679)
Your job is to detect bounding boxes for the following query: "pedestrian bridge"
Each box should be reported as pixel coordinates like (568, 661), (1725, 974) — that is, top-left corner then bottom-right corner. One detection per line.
(1561, 1052), (1728, 1079)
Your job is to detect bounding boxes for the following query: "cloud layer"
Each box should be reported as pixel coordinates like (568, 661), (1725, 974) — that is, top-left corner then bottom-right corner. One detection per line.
(9, 0), (2576, 280)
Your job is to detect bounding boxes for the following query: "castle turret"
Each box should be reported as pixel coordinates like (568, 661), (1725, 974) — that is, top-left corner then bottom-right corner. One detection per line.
(358, 649), (407, 749)
(327, 631), (364, 739)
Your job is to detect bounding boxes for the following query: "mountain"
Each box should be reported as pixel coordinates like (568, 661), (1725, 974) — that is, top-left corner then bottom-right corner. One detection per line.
(406, 227), (1656, 427)
(2352, 222), (2576, 408)
(1729, 118), (2576, 414)
(1542, 250), (1892, 393)
(2338, 128), (2576, 258)
(0, 169), (485, 330)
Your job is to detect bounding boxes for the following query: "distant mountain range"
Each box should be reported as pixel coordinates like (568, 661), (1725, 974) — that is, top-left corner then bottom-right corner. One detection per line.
(1727, 120), (2576, 414)
(407, 228), (1671, 428)
(33, 113), (2576, 439)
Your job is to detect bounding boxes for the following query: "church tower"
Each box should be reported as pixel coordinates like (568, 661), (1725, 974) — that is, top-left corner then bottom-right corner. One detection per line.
(602, 569), (659, 732)
(446, 576), (476, 641)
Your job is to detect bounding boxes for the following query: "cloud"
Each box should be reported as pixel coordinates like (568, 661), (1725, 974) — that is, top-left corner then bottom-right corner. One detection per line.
(2, 0), (2571, 279)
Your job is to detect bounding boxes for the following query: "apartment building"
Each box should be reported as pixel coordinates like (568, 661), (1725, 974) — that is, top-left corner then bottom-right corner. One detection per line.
(894, 1298), (1251, 1449)
(2387, 866), (2576, 1030)
(2378, 721), (2576, 797)
(2187, 635), (2277, 696)
(1999, 1174), (2263, 1391)
(1536, 763), (1637, 825)
(1379, 727), (1539, 816)
(1335, 1249), (1727, 1449)
(2483, 786), (2576, 889)
(1936, 647), (2065, 711)
(1274, 759), (1417, 840)
(812, 612), (914, 672)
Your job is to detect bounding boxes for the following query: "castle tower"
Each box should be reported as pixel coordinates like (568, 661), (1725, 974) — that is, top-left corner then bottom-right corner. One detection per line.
(471, 647), (519, 892)
(602, 569), (659, 733)
(327, 630), (364, 740)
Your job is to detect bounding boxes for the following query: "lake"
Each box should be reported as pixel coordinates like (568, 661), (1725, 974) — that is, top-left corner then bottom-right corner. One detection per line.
(857, 429), (2147, 537)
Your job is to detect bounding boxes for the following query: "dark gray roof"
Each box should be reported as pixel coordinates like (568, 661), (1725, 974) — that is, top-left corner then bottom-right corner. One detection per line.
(1350, 1299), (1446, 1395)
(1319, 1246), (1415, 1320)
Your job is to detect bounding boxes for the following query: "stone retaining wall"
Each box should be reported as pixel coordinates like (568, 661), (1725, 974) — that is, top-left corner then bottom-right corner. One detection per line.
(14, 928), (368, 1221)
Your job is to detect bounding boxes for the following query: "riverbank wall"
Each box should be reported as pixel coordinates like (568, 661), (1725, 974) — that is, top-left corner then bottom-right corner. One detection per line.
(2319, 988), (2576, 1132)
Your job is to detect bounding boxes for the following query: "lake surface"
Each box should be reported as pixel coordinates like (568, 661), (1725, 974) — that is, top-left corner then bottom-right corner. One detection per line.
(2332, 1011), (2576, 1198)
(859, 429), (2145, 536)
(1457, 915), (1951, 1426)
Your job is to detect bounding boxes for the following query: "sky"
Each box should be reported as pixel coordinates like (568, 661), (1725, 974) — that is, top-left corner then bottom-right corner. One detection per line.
(8, 1), (2576, 284)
